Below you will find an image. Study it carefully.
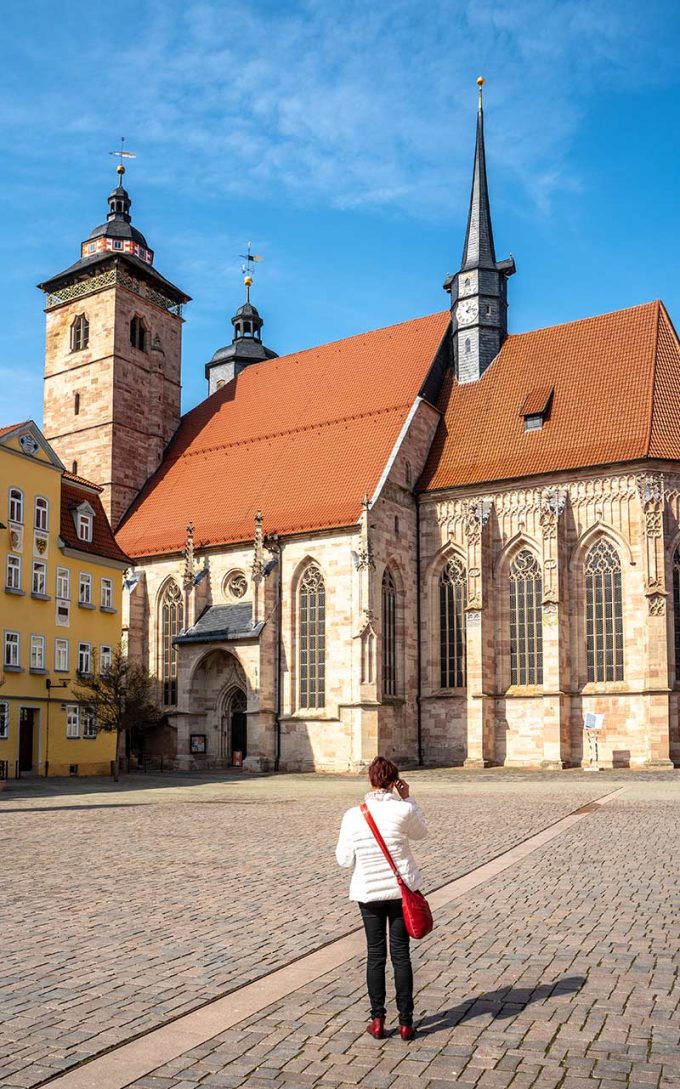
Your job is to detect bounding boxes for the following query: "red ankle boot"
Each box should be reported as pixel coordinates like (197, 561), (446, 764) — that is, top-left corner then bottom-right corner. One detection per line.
(366, 1017), (384, 1039)
(399, 1025), (415, 1041)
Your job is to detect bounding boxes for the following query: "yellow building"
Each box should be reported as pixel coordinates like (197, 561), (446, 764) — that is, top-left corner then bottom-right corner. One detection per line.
(0, 420), (129, 778)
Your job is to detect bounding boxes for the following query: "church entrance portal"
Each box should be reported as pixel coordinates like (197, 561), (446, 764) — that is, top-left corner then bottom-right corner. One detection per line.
(222, 687), (247, 765)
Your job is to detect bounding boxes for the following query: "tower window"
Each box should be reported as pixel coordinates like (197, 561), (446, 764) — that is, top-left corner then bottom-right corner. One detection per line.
(130, 316), (147, 352)
(72, 461), (78, 475)
(70, 314), (89, 352)
(74, 392), (81, 416)
(465, 338), (471, 354)
(113, 240), (123, 250)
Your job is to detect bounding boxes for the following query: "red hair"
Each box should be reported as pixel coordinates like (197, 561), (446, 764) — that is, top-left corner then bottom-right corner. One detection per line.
(368, 755), (399, 790)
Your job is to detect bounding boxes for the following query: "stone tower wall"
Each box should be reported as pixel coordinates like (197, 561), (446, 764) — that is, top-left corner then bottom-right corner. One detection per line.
(43, 277), (183, 527)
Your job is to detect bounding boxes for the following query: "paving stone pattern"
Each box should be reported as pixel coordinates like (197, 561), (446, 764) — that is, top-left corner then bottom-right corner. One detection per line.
(124, 781), (680, 1089)
(0, 771), (670, 1087)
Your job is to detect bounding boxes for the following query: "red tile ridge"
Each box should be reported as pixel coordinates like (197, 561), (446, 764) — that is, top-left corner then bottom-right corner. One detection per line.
(163, 403), (412, 463)
(62, 470), (103, 492)
(506, 299), (660, 342)
(0, 420), (31, 438)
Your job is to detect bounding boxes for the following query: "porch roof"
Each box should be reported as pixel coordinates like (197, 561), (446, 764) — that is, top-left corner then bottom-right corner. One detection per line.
(174, 603), (263, 645)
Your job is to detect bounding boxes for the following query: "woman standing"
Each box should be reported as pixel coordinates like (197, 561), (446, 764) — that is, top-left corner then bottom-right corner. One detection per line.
(335, 755), (428, 1040)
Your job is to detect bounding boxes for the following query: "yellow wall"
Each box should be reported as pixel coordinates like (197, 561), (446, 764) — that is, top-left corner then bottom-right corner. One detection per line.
(1, 429), (124, 778)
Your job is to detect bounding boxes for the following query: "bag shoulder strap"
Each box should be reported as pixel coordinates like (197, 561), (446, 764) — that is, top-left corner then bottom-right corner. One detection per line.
(360, 802), (403, 885)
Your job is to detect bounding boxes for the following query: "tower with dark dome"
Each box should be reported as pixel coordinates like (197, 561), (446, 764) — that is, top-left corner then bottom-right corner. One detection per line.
(206, 269), (277, 395)
(38, 162), (190, 526)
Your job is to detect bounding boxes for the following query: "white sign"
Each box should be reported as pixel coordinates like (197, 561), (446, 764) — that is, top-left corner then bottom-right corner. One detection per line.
(584, 712), (604, 731)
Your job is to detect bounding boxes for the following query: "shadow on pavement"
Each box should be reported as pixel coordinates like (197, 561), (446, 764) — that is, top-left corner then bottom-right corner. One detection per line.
(0, 803), (148, 813)
(417, 975), (586, 1034)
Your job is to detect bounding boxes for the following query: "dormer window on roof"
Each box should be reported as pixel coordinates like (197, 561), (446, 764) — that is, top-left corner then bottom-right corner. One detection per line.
(520, 386), (554, 432)
(73, 500), (95, 543)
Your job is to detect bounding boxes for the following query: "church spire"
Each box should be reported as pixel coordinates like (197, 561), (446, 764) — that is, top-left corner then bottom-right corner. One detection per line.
(444, 77), (516, 384)
(461, 77), (497, 271)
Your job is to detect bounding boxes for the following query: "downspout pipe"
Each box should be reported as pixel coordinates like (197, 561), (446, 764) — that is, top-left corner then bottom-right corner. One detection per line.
(416, 497), (424, 766)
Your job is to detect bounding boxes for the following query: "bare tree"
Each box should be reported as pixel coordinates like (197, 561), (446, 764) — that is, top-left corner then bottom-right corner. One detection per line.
(71, 645), (164, 779)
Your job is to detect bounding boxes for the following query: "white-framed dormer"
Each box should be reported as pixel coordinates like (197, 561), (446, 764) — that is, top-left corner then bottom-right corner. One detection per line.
(72, 500), (95, 544)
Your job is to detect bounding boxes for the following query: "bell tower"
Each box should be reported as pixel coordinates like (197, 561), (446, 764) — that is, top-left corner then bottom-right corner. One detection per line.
(39, 161), (191, 527)
(444, 78), (515, 383)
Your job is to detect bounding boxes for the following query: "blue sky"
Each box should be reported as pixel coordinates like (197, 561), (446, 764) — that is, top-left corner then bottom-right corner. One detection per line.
(1, 0), (679, 425)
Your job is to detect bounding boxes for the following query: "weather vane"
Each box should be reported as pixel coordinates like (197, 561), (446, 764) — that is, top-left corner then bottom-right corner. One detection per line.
(109, 136), (137, 181)
(238, 241), (263, 302)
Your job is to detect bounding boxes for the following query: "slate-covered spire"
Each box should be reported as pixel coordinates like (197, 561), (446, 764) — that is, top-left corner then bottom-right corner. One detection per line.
(444, 77), (515, 384)
(461, 81), (497, 271)
(205, 261), (278, 396)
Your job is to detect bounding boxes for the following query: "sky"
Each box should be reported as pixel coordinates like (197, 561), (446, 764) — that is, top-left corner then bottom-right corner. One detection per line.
(1, 0), (680, 425)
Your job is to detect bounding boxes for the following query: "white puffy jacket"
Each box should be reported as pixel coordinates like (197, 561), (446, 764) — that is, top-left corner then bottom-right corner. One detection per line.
(335, 791), (428, 902)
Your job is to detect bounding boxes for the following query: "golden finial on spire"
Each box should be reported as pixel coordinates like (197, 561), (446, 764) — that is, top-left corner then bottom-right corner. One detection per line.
(109, 136), (136, 183)
(477, 75), (485, 110)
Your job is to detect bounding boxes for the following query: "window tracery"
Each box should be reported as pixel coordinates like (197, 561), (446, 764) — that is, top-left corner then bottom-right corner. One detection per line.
(440, 556), (467, 688)
(382, 569), (397, 697)
(509, 549), (543, 686)
(160, 579), (183, 705)
(299, 565), (325, 708)
(585, 539), (623, 682)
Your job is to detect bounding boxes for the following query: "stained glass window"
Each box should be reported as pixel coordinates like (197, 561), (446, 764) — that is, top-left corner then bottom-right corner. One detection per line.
(160, 580), (183, 705)
(509, 550), (543, 686)
(440, 556), (467, 688)
(299, 566), (325, 708)
(382, 569), (397, 697)
(585, 540), (623, 682)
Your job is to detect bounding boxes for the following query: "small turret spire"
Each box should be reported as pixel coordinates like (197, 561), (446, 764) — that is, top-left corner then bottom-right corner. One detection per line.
(444, 77), (516, 384)
(461, 76), (497, 272)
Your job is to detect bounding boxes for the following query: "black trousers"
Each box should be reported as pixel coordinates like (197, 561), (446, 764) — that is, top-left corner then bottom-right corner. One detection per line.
(359, 900), (413, 1025)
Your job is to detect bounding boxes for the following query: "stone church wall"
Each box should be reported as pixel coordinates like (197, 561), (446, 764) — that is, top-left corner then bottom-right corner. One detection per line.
(419, 466), (679, 769)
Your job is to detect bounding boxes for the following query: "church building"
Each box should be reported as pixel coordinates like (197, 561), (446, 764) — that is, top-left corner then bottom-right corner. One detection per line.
(38, 82), (680, 771)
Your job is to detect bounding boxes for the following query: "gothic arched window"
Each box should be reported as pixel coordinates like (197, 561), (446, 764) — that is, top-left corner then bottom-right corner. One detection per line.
(130, 316), (147, 352)
(673, 548), (680, 682)
(299, 565), (325, 708)
(585, 540), (623, 682)
(509, 550), (543, 686)
(159, 580), (183, 705)
(382, 569), (398, 697)
(440, 556), (467, 688)
(70, 314), (89, 352)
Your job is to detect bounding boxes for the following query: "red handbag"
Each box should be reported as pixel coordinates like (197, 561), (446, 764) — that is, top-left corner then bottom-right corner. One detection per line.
(360, 802), (433, 940)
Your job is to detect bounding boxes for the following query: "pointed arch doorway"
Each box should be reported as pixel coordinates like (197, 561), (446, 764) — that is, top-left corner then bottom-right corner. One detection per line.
(221, 686), (247, 765)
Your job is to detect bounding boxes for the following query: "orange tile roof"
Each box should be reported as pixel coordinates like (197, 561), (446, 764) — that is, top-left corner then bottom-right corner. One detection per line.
(61, 479), (130, 565)
(117, 312), (450, 558)
(0, 421), (30, 439)
(421, 301), (680, 492)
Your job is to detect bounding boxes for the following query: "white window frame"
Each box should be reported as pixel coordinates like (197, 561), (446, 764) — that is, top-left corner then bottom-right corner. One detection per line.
(78, 572), (92, 605)
(32, 560), (47, 595)
(55, 638), (69, 672)
(100, 645), (113, 673)
(56, 567), (70, 600)
(9, 487), (23, 524)
(77, 512), (93, 542)
(34, 496), (49, 531)
(4, 631), (20, 668)
(78, 642), (92, 675)
(82, 709), (97, 738)
(100, 578), (113, 609)
(30, 634), (46, 671)
(66, 705), (80, 738)
(0, 701), (8, 739)
(6, 554), (21, 591)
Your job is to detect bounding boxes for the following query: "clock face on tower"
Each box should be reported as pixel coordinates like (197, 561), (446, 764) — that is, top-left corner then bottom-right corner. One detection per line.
(456, 299), (478, 326)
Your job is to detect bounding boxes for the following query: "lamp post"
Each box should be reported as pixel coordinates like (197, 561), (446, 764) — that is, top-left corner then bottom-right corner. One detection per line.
(45, 677), (70, 778)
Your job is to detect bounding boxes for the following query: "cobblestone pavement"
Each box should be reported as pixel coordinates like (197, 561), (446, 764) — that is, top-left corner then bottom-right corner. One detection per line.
(120, 779), (680, 1089)
(0, 770), (676, 1087)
